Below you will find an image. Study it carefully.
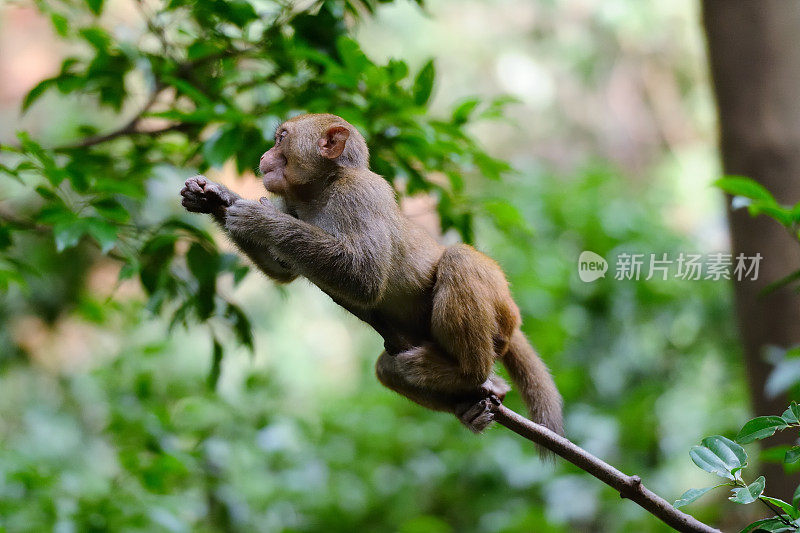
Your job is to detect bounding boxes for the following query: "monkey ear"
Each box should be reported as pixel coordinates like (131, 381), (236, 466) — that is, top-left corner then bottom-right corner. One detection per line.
(318, 126), (350, 159)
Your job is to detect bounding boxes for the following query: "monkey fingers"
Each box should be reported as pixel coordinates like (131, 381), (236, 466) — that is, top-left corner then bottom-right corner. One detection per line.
(203, 182), (236, 208)
(180, 186), (211, 213)
(454, 398), (495, 433)
(185, 175), (206, 193)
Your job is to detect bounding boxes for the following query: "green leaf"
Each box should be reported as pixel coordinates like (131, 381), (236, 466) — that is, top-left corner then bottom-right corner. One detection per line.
(186, 242), (218, 283)
(186, 242), (219, 320)
(85, 217), (117, 254)
(737, 416), (790, 444)
(225, 303), (254, 352)
(782, 403), (800, 425)
(336, 36), (370, 74)
(0, 163), (23, 184)
(473, 151), (512, 181)
(139, 233), (177, 294)
(674, 486), (722, 508)
(118, 259), (139, 281)
(85, 0), (105, 16)
(740, 517), (797, 533)
(690, 435), (747, 479)
(748, 202), (793, 227)
(202, 125), (241, 168)
(480, 95), (521, 119)
(22, 78), (55, 112)
(386, 59), (409, 82)
(761, 496), (800, 519)
(482, 199), (531, 236)
(715, 176), (777, 204)
(207, 336), (224, 390)
(729, 476), (765, 504)
(78, 27), (111, 50)
(785, 446), (800, 464)
(50, 13), (69, 36)
(413, 60), (435, 106)
(0, 268), (26, 291)
(785, 402), (800, 423)
(0, 224), (12, 250)
(53, 218), (87, 252)
(452, 98), (481, 125)
(186, 41), (222, 61)
(92, 197), (130, 223)
(36, 204), (71, 225)
(17, 132), (66, 186)
(162, 76), (212, 106)
(793, 483), (800, 510)
(221, 0), (258, 27)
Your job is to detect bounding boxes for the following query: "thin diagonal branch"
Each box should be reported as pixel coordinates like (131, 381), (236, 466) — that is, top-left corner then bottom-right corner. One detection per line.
(759, 497), (794, 526)
(56, 86), (165, 150)
(491, 404), (721, 533)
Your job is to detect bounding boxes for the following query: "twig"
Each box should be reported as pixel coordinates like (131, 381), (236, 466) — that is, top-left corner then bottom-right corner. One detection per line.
(759, 497), (794, 526)
(490, 404), (721, 533)
(0, 206), (51, 233)
(55, 86), (165, 150)
(0, 206), (129, 262)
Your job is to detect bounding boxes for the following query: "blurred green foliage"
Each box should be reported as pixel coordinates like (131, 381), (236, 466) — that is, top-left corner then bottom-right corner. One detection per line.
(0, 0), (748, 531)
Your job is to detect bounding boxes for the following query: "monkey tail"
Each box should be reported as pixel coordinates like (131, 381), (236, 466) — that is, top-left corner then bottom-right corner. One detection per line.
(502, 329), (563, 436)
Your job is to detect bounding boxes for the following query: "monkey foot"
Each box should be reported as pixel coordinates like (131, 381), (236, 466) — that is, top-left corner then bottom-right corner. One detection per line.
(455, 394), (502, 433)
(481, 376), (510, 402)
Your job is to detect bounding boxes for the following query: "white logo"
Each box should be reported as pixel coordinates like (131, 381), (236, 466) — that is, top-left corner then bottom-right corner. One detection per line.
(578, 251), (608, 282)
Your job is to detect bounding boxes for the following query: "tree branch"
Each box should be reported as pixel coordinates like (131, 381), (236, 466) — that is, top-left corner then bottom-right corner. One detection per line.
(759, 497), (794, 526)
(490, 404), (721, 533)
(55, 84), (167, 150)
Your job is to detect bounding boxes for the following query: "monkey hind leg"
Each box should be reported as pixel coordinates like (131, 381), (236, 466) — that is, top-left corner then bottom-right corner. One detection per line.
(375, 347), (509, 432)
(376, 350), (462, 413)
(431, 244), (521, 383)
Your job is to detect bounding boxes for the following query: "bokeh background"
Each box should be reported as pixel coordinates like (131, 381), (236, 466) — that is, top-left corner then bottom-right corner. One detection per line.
(0, 0), (778, 531)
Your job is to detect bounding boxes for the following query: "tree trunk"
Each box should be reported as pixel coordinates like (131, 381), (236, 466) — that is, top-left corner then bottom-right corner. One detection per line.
(702, 0), (800, 499)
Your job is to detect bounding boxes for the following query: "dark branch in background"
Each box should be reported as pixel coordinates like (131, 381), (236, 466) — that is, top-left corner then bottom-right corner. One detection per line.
(58, 121), (191, 150)
(0, 206), (50, 233)
(53, 45), (260, 152)
(760, 498), (794, 527)
(490, 404), (721, 533)
(56, 85), (167, 150)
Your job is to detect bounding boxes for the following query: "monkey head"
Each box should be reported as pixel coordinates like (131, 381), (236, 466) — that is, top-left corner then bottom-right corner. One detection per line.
(259, 113), (369, 195)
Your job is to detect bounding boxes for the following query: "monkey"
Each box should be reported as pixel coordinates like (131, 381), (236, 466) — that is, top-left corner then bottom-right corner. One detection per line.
(180, 113), (563, 435)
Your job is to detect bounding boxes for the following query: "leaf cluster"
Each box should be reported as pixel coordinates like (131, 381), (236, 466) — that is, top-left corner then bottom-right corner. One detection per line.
(678, 403), (800, 532)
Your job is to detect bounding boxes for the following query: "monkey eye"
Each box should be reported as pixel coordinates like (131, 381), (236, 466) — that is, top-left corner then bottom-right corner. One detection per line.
(276, 130), (288, 144)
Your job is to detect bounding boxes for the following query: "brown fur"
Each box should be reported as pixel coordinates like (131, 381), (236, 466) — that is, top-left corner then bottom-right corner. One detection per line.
(180, 113), (563, 436)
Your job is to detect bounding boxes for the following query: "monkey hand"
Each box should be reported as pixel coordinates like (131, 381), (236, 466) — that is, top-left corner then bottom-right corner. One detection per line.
(180, 175), (237, 215)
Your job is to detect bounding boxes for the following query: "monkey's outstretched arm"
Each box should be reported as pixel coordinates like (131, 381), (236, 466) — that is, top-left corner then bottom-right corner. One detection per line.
(180, 176), (297, 283)
(230, 237), (298, 283)
(224, 198), (388, 306)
